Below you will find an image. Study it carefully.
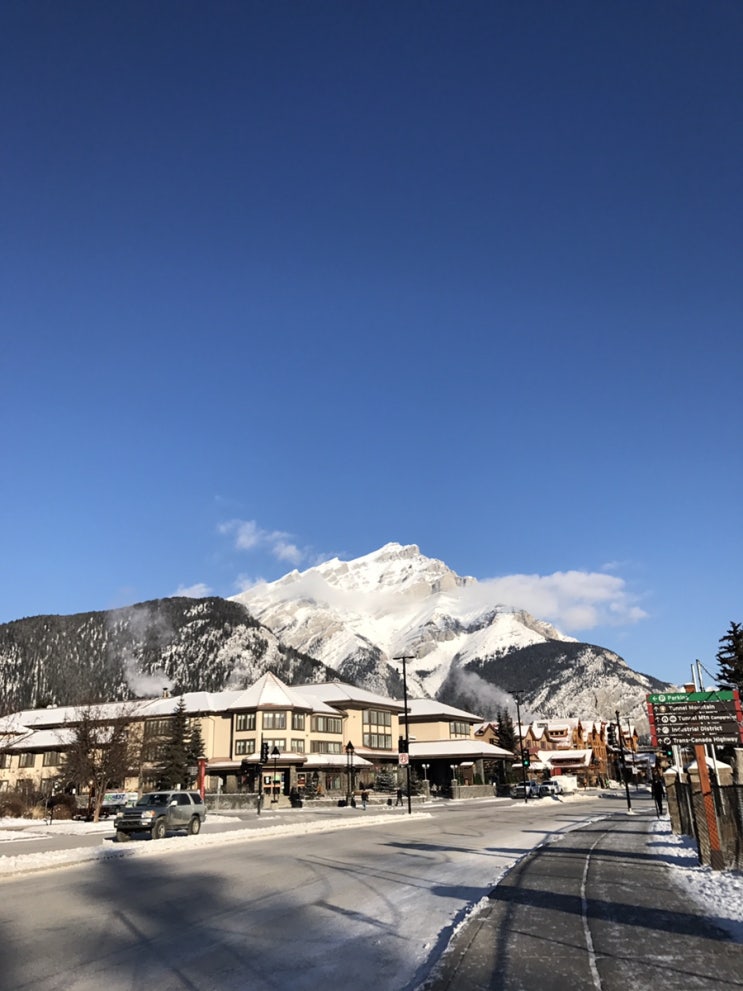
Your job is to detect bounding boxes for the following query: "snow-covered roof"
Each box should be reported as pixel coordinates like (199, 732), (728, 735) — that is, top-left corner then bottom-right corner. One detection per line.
(141, 690), (245, 716)
(405, 699), (482, 721)
(224, 673), (338, 714)
(409, 740), (513, 760)
(8, 727), (76, 751)
(538, 749), (592, 767)
(294, 681), (406, 712)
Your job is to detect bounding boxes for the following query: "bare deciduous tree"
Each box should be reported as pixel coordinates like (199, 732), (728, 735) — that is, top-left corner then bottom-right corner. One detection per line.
(63, 705), (141, 821)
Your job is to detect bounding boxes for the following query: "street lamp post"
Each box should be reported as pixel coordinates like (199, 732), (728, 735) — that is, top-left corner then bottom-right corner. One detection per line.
(510, 690), (529, 803)
(421, 763), (429, 781)
(393, 654), (415, 815)
(345, 741), (355, 806)
(271, 746), (280, 804)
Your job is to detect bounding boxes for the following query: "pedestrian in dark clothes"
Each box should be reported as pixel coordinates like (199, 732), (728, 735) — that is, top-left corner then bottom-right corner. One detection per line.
(652, 774), (665, 817)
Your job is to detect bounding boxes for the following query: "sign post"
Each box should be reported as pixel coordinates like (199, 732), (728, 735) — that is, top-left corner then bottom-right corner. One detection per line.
(646, 689), (742, 870)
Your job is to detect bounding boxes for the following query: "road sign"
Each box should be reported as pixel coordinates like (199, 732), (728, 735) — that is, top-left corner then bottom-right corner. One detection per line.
(647, 690), (736, 704)
(647, 688), (743, 746)
(398, 753), (409, 766)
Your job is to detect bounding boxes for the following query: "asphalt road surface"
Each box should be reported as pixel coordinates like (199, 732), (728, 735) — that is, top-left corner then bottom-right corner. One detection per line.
(0, 796), (610, 991)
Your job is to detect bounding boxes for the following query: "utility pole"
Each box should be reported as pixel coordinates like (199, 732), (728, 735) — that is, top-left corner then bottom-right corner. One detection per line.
(510, 690), (529, 803)
(615, 709), (633, 813)
(393, 654), (414, 815)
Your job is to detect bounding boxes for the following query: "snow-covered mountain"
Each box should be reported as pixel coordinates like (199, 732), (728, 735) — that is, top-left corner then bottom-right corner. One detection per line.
(233, 543), (666, 724)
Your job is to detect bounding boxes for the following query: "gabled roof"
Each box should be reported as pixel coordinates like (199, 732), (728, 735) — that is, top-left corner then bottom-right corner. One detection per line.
(294, 680), (406, 712)
(227, 672), (338, 714)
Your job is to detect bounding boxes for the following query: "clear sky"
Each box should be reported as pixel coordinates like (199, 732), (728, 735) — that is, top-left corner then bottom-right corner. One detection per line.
(2, 2), (741, 688)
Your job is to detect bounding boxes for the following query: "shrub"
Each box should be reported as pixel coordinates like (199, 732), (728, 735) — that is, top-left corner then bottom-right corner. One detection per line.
(47, 793), (78, 819)
(0, 793), (26, 818)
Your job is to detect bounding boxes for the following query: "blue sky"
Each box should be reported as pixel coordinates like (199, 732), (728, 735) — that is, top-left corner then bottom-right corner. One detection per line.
(2, 2), (741, 687)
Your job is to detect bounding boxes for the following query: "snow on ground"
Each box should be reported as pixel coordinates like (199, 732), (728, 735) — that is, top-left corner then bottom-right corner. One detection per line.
(648, 817), (743, 941)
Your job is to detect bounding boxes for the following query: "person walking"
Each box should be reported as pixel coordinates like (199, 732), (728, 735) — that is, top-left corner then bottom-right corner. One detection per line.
(361, 787), (369, 810)
(395, 787), (403, 806)
(652, 774), (665, 817)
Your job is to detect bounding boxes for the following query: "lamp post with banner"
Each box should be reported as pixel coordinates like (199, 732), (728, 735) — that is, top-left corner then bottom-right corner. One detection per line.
(271, 746), (280, 804)
(345, 741), (355, 806)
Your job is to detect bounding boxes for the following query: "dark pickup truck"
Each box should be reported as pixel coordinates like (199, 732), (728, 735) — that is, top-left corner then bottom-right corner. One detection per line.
(114, 790), (206, 841)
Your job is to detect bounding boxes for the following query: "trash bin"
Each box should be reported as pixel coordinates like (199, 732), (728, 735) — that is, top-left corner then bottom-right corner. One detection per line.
(338, 799), (347, 807)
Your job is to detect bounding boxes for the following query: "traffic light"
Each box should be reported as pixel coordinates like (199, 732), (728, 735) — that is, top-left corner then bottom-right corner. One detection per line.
(606, 724), (616, 747)
(664, 745), (674, 759)
(398, 736), (408, 753)
(521, 748), (530, 768)
(260, 741), (269, 764)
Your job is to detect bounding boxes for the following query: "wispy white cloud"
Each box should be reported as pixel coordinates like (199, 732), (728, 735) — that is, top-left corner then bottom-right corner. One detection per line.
(174, 582), (213, 598)
(469, 570), (648, 631)
(219, 518), (307, 567)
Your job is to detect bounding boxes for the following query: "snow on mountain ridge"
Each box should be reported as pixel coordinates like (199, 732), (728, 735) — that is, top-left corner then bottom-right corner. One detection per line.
(233, 543), (577, 696)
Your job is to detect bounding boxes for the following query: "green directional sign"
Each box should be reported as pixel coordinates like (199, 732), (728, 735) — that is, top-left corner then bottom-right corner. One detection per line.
(646, 690), (736, 704)
(647, 688), (743, 746)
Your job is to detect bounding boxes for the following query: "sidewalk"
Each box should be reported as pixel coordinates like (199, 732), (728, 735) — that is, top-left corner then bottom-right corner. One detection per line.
(423, 808), (743, 991)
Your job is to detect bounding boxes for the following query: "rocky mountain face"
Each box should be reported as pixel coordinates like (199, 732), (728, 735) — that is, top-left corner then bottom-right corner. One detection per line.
(235, 543), (668, 725)
(0, 597), (339, 713)
(0, 543), (667, 727)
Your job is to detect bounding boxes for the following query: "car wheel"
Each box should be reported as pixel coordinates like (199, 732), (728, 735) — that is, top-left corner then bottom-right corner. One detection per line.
(188, 816), (201, 835)
(152, 818), (166, 840)
(116, 830), (131, 843)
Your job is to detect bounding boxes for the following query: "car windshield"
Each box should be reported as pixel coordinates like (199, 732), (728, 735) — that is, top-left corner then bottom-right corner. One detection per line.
(136, 793), (170, 807)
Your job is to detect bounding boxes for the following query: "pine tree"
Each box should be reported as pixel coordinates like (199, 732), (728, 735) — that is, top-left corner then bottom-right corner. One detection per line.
(157, 698), (190, 789)
(716, 621), (743, 691)
(497, 708), (517, 753)
(187, 719), (206, 765)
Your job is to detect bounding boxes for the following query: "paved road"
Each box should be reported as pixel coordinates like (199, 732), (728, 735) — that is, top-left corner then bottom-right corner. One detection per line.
(425, 808), (743, 991)
(0, 795), (609, 991)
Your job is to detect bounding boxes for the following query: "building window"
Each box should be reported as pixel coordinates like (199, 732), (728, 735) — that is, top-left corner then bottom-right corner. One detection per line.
(363, 709), (391, 728)
(363, 732), (392, 749)
(42, 751), (62, 767)
(449, 721), (470, 738)
(144, 718), (173, 738)
(236, 713), (256, 732)
(263, 738), (286, 753)
(310, 715), (343, 734)
(18, 753), (36, 768)
(291, 738), (305, 753)
(0, 753), (11, 769)
(362, 709), (393, 749)
(234, 739), (255, 756)
(310, 740), (342, 755)
(142, 742), (168, 763)
(292, 713), (305, 731)
(262, 712), (286, 730)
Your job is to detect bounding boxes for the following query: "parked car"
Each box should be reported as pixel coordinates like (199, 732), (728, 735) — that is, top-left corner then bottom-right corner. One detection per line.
(114, 790), (206, 841)
(511, 781), (540, 799)
(538, 781), (561, 797)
